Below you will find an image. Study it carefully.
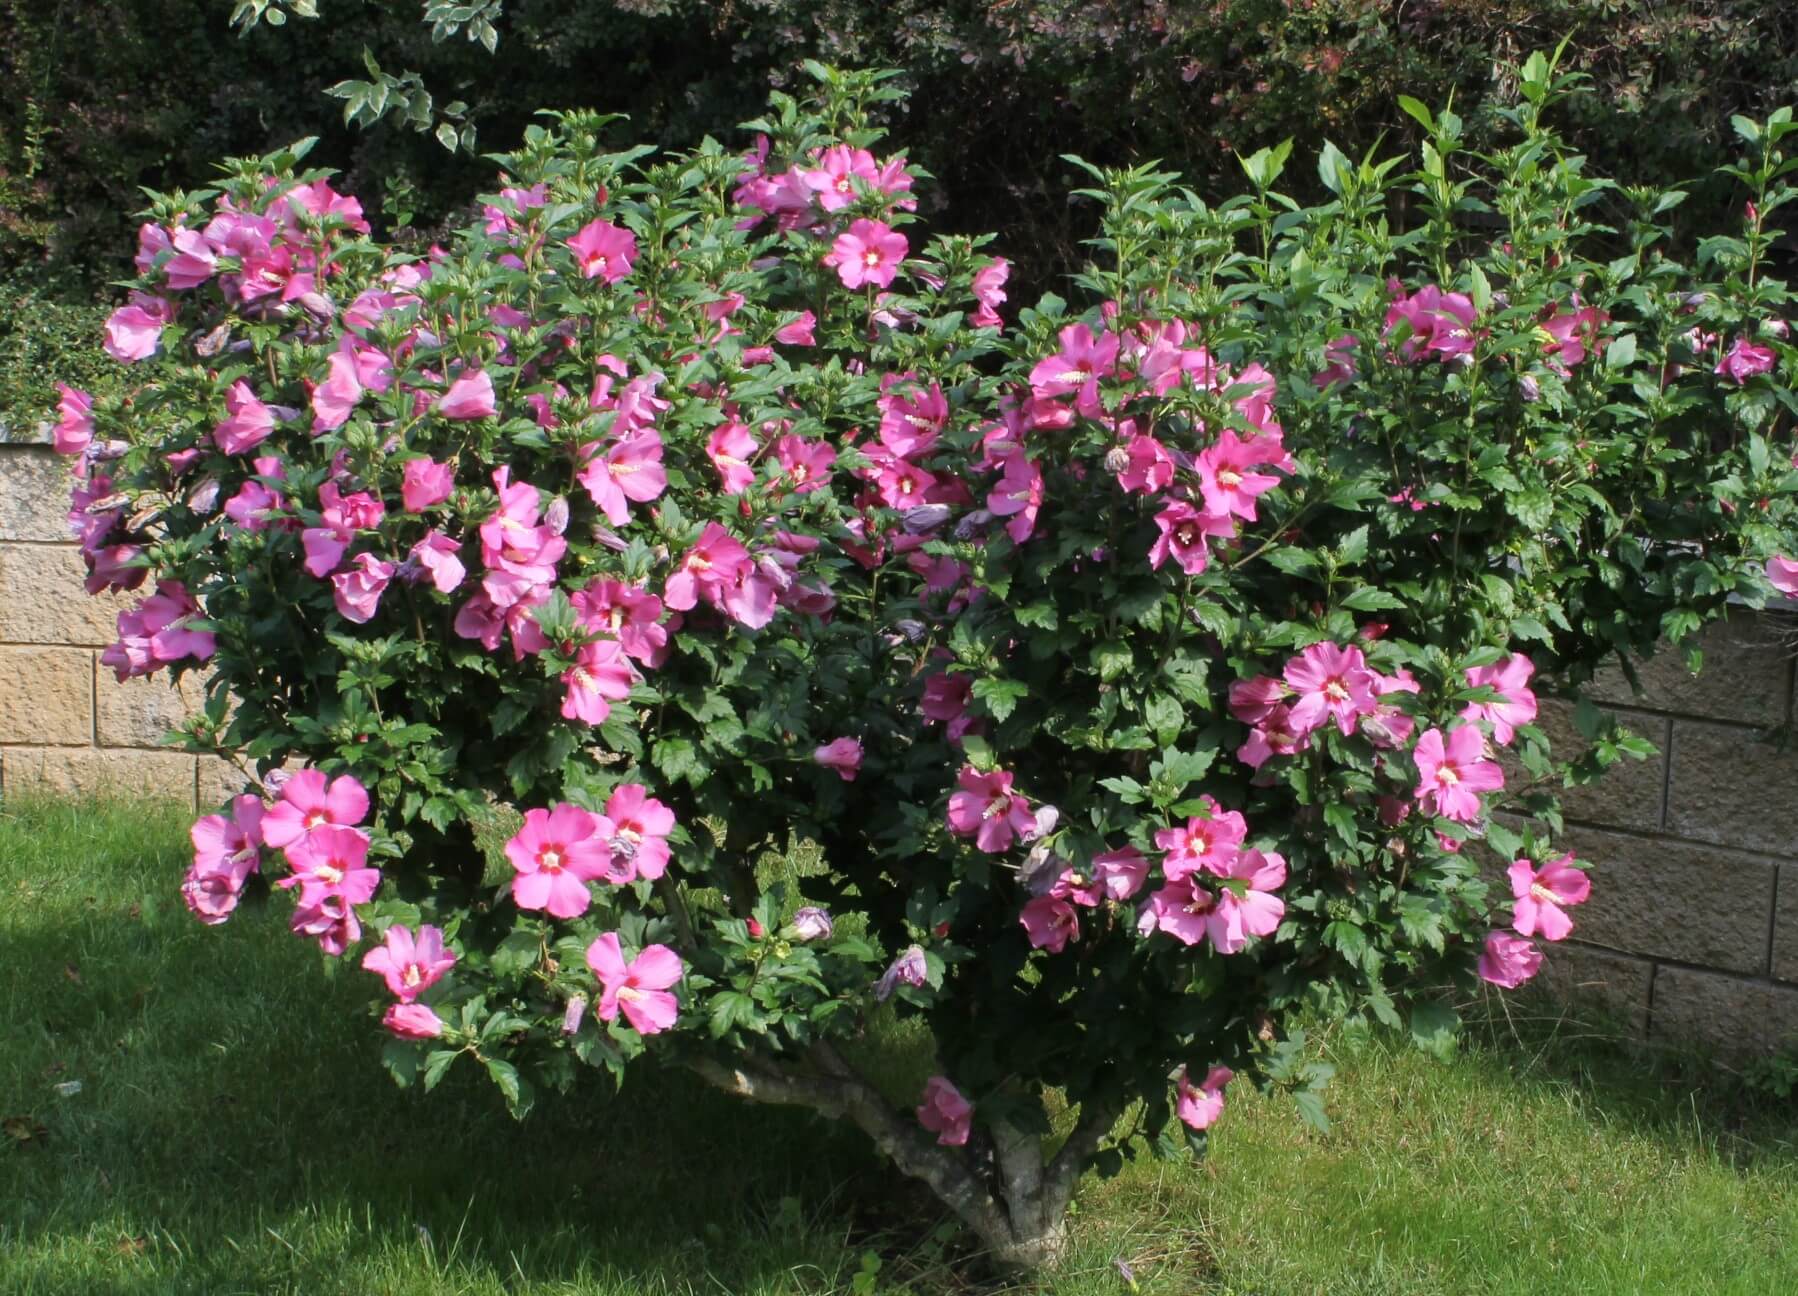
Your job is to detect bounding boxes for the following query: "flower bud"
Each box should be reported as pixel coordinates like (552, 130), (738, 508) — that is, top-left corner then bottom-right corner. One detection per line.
(954, 509), (993, 540)
(901, 503), (952, 534)
(747, 916), (766, 939)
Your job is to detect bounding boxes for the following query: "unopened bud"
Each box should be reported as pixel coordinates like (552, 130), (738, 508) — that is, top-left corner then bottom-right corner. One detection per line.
(901, 504), (952, 534)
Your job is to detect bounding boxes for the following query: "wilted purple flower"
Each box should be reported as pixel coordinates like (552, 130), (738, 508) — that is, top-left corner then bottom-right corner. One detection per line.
(562, 995), (588, 1035)
(901, 503), (952, 534)
(1519, 374), (1541, 403)
(791, 907), (833, 942)
(543, 496), (570, 534)
(875, 944), (928, 1001)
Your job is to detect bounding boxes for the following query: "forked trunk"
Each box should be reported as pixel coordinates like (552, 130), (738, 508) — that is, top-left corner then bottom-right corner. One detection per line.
(686, 1045), (1116, 1273)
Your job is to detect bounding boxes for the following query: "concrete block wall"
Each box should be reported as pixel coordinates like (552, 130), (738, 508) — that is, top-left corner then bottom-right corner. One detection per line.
(5, 429), (1798, 1056)
(0, 433), (241, 809)
(1534, 608), (1798, 1059)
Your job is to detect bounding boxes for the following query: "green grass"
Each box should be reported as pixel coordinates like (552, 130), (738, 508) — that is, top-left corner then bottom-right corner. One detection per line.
(3, 797), (1796, 1295)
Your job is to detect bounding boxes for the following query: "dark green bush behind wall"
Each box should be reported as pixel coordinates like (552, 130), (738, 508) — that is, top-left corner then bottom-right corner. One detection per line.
(4, 0), (1796, 289)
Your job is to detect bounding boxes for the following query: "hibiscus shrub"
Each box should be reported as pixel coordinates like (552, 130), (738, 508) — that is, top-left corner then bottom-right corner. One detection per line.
(51, 56), (1798, 1267)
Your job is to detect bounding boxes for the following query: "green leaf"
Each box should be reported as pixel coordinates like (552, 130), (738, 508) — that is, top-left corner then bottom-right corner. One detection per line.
(972, 677), (1031, 723)
(1339, 586), (1406, 613)
(484, 1056), (533, 1116)
(1409, 1000), (1460, 1062)
(1396, 95), (1435, 133)
(1293, 1088), (1331, 1134)
(423, 1048), (459, 1091)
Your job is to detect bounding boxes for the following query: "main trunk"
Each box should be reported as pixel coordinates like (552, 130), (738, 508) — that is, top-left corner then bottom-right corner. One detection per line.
(686, 1046), (1116, 1273)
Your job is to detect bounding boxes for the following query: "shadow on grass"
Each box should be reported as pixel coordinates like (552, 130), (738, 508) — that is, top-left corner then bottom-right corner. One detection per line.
(1458, 984), (1798, 1171)
(0, 802), (947, 1295)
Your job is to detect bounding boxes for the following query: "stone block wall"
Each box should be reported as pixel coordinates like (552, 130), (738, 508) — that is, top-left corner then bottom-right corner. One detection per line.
(0, 433), (239, 808)
(4, 429), (1798, 1057)
(1535, 608), (1798, 1059)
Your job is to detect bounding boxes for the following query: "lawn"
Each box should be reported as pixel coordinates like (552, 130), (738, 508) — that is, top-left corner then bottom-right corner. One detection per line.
(2, 796), (1795, 1295)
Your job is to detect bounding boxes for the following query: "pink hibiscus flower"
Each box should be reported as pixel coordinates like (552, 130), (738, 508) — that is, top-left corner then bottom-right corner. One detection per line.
(1148, 501), (1233, 576)
(310, 348), (364, 431)
(213, 380), (275, 455)
(916, 1076), (972, 1146)
(331, 553), (395, 624)
(706, 420), (759, 494)
(1197, 429), (1283, 521)
(1020, 895), (1081, 952)
(1283, 642), (1376, 737)
(506, 804), (615, 919)
(279, 824), (381, 907)
(1507, 853), (1591, 941)
(824, 219), (907, 290)
(1154, 802), (1248, 880)
(601, 783), (676, 881)
(362, 923), (457, 1002)
(561, 638), (636, 726)
(576, 430), (668, 526)
(53, 384), (94, 456)
(813, 737), (864, 781)
(1412, 726), (1504, 823)
(261, 769), (369, 852)
(1206, 848), (1287, 954)
(1478, 930), (1542, 988)
(438, 370), (497, 421)
(1461, 654), (1538, 746)
(1175, 1064), (1234, 1131)
(1091, 847), (1149, 900)
(946, 766), (1035, 853)
(585, 932), (683, 1034)
(571, 578), (668, 666)
(382, 1002), (445, 1039)
(566, 219), (638, 283)
(1715, 336), (1776, 384)
(401, 458), (455, 512)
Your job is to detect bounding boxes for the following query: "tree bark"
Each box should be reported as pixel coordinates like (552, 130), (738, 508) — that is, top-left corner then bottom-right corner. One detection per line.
(684, 1042), (1121, 1271)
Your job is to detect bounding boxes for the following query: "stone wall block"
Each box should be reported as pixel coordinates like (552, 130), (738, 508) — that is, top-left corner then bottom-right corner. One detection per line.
(0, 544), (134, 645)
(94, 666), (206, 748)
(1775, 866), (1798, 984)
(1536, 942), (1654, 1038)
(0, 447), (76, 542)
(198, 756), (258, 809)
(1665, 720), (1798, 856)
(0, 646), (92, 744)
(0, 746), (196, 804)
(1557, 825), (1774, 975)
(1587, 608), (1794, 724)
(1529, 699), (1667, 833)
(1650, 965), (1798, 1059)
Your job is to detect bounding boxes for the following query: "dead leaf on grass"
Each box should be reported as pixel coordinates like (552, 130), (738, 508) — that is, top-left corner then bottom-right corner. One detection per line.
(3, 1115), (48, 1148)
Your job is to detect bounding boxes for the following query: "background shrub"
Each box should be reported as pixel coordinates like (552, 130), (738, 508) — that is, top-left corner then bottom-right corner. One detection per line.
(5, 0), (1798, 300)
